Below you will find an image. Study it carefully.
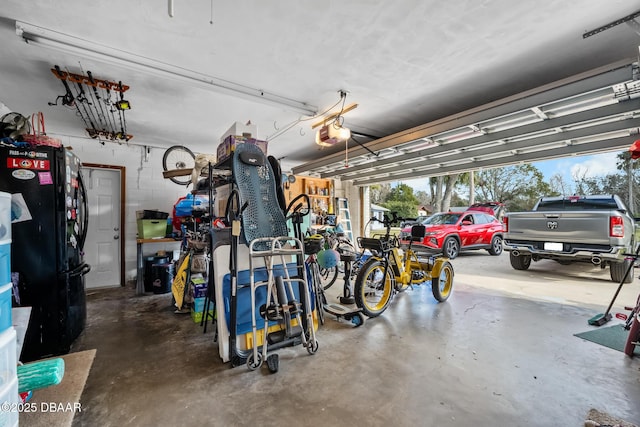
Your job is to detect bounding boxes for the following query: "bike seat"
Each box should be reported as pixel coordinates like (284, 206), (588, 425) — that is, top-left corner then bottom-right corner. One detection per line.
(340, 253), (357, 262)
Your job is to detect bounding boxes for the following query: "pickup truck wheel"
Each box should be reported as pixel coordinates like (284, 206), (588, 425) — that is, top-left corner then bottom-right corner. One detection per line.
(509, 252), (531, 270)
(443, 237), (460, 259)
(488, 235), (503, 256)
(610, 259), (634, 284)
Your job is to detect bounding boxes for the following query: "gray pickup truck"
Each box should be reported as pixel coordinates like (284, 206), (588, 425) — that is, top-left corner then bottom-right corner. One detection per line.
(503, 195), (636, 283)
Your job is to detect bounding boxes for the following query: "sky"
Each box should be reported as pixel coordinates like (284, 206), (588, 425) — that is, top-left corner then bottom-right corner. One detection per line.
(401, 150), (625, 195)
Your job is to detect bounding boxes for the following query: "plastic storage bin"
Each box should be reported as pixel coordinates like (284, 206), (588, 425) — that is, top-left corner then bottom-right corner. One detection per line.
(0, 328), (17, 388)
(136, 219), (168, 239)
(0, 377), (18, 427)
(0, 242), (9, 286)
(0, 192), (10, 242)
(0, 284), (11, 333)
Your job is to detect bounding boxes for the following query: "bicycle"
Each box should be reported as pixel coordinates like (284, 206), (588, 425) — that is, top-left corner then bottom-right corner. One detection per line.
(313, 227), (358, 290)
(304, 234), (365, 327)
(353, 212), (454, 318)
(624, 292), (640, 357)
(162, 145), (195, 185)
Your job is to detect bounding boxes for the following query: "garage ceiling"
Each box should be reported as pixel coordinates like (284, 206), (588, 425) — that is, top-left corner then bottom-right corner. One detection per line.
(0, 1), (640, 179)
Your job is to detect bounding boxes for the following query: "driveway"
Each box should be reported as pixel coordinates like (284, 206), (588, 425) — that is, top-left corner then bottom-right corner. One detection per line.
(449, 252), (640, 313)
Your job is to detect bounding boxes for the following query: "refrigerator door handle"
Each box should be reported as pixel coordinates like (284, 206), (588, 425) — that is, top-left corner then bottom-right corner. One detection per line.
(61, 262), (92, 279)
(78, 169), (89, 251)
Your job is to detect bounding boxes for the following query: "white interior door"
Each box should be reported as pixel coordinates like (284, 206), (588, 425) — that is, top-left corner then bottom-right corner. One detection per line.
(82, 167), (121, 289)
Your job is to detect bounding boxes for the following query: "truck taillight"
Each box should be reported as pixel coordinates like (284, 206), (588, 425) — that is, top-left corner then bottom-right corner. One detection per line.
(610, 216), (624, 238)
(503, 216), (508, 232)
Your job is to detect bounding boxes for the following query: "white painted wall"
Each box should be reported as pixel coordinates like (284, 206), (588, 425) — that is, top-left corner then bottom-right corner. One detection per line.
(64, 135), (189, 282)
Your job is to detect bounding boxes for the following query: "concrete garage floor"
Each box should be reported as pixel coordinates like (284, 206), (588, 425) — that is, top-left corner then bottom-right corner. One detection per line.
(70, 253), (640, 427)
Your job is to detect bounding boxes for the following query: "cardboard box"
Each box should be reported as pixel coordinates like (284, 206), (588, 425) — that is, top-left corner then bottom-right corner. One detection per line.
(216, 136), (268, 164)
(190, 275), (208, 298)
(220, 121), (258, 143)
(191, 309), (214, 324)
(191, 297), (214, 323)
(136, 219), (167, 239)
(192, 297), (210, 313)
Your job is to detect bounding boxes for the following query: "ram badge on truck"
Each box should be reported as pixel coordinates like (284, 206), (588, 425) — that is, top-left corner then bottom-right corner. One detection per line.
(503, 195), (636, 283)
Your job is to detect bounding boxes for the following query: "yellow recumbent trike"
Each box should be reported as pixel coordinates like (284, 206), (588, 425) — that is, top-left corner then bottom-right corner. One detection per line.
(354, 212), (454, 317)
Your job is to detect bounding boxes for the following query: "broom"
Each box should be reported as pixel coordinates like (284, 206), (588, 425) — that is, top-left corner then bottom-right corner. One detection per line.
(588, 245), (640, 326)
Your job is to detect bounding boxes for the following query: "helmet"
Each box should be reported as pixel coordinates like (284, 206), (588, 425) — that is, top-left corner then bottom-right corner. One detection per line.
(304, 234), (324, 255)
(317, 249), (340, 269)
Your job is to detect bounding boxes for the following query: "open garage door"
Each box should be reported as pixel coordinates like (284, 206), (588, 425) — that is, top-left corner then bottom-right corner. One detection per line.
(293, 60), (640, 186)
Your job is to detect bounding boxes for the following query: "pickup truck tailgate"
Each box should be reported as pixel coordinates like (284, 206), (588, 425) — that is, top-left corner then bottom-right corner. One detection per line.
(506, 212), (613, 245)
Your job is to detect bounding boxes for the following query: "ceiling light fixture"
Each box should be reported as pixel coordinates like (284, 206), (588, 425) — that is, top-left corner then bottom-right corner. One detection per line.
(315, 123), (351, 147)
(16, 20), (317, 116)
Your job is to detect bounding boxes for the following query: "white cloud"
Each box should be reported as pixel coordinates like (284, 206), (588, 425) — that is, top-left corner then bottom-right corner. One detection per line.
(569, 152), (620, 179)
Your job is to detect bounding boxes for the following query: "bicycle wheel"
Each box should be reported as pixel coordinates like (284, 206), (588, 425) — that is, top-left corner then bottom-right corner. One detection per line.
(319, 266), (339, 290)
(162, 145), (195, 185)
(354, 258), (393, 317)
(431, 260), (454, 302)
(625, 316), (640, 357)
(624, 294), (640, 357)
(309, 261), (325, 325)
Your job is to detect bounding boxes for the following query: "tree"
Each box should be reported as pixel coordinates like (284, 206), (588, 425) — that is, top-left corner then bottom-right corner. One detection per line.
(381, 183), (419, 219)
(571, 154), (640, 214)
(549, 173), (571, 196)
(370, 183), (392, 205)
(430, 173), (464, 211)
(475, 164), (551, 211)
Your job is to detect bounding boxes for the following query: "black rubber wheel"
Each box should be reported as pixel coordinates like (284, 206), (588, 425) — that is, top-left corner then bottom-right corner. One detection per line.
(431, 261), (454, 302)
(267, 354), (279, 373)
(307, 339), (319, 355)
(509, 252), (532, 270)
(246, 352), (263, 371)
(354, 258), (393, 318)
(310, 264), (325, 325)
(487, 235), (503, 256)
(320, 266), (339, 290)
(162, 145), (195, 185)
(610, 259), (634, 284)
(443, 236), (460, 259)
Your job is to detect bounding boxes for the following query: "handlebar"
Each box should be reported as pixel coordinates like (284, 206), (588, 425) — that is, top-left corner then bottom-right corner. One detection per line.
(369, 212), (414, 228)
(286, 194), (310, 219)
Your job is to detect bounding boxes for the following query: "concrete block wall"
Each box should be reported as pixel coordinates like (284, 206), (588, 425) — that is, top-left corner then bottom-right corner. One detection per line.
(63, 135), (187, 282)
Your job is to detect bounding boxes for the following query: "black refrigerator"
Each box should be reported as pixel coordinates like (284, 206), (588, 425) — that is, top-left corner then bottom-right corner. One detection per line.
(0, 144), (90, 362)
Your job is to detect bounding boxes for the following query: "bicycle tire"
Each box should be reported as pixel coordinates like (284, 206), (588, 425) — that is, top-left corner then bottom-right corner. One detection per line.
(354, 258), (393, 318)
(162, 145), (196, 185)
(431, 261), (454, 302)
(625, 317), (640, 357)
(310, 262), (325, 325)
(624, 294), (640, 357)
(320, 266), (339, 290)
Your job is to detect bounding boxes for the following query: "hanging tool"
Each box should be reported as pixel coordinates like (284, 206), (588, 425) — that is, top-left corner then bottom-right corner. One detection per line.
(588, 244), (640, 326)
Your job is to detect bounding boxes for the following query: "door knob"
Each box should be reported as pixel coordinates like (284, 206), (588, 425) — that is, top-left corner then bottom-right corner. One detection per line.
(114, 235), (120, 240)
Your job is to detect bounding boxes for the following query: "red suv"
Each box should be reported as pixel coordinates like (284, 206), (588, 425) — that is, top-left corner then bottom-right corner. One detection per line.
(399, 210), (505, 259)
